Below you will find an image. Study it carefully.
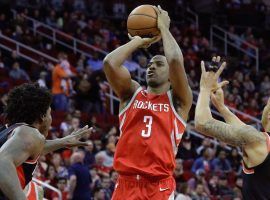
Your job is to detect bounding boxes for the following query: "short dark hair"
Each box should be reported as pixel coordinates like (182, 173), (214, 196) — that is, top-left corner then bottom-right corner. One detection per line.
(5, 83), (52, 125)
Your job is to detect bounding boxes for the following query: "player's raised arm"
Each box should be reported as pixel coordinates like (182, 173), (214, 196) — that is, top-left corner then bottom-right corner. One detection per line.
(103, 36), (159, 101)
(154, 5), (192, 121)
(195, 58), (267, 163)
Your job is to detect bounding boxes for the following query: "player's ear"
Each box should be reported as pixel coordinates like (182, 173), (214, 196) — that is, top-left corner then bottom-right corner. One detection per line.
(40, 114), (47, 121)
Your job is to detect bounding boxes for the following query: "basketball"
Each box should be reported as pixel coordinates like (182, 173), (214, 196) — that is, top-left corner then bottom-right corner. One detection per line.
(127, 5), (159, 37)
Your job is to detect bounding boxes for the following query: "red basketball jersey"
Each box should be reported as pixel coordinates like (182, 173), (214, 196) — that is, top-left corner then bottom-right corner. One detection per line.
(114, 87), (186, 178)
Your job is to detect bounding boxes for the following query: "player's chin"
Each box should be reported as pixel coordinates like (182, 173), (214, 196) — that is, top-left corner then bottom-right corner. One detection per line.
(147, 79), (159, 87)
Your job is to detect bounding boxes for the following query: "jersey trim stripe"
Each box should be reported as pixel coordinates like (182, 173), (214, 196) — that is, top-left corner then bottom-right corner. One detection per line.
(170, 130), (177, 156)
(242, 161), (255, 174)
(16, 165), (26, 188)
(25, 181), (32, 196)
(119, 113), (126, 137)
(119, 87), (142, 117)
(167, 90), (187, 127)
(25, 156), (39, 164)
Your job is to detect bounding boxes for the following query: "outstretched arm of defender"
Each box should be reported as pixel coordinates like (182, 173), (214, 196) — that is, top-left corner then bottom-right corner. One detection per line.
(153, 6), (192, 121)
(103, 36), (159, 101)
(0, 126), (44, 200)
(195, 58), (265, 147)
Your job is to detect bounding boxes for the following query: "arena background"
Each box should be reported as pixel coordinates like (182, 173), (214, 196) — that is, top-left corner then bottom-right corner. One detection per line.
(0, 0), (269, 199)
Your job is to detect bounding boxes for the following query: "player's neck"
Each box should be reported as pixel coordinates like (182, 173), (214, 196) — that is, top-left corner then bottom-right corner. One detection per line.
(31, 122), (42, 132)
(147, 83), (170, 95)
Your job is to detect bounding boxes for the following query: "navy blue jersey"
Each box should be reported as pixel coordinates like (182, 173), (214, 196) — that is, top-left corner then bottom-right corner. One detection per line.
(242, 132), (270, 200)
(0, 124), (38, 199)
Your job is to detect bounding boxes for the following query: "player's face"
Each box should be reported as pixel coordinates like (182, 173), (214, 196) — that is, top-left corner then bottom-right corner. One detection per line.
(40, 107), (52, 137)
(146, 55), (169, 87)
(262, 100), (270, 132)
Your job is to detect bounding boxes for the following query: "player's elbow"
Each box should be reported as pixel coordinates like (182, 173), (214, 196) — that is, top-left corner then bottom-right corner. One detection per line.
(194, 120), (205, 132)
(194, 115), (208, 132)
(103, 55), (115, 71)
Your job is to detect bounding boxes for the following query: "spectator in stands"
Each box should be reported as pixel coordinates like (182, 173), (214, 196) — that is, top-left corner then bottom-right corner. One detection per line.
(60, 113), (73, 136)
(37, 71), (48, 88)
(87, 52), (103, 71)
(177, 135), (197, 160)
(228, 148), (242, 175)
(51, 153), (68, 178)
(123, 55), (140, 72)
(68, 151), (92, 200)
(84, 140), (96, 168)
(95, 142), (115, 169)
(9, 61), (30, 81)
(174, 159), (185, 183)
(46, 10), (58, 28)
(137, 55), (148, 68)
(190, 183), (210, 200)
(192, 148), (213, 174)
(100, 176), (113, 199)
(188, 169), (210, 196)
(216, 174), (235, 198)
(94, 153), (110, 177)
(109, 170), (118, 192)
(0, 14), (8, 32)
(196, 138), (211, 156)
(175, 182), (191, 200)
(44, 164), (57, 186)
(260, 75), (270, 93)
(52, 177), (68, 200)
(93, 188), (106, 200)
(211, 150), (232, 173)
(52, 53), (74, 111)
(208, 173), (220, 196)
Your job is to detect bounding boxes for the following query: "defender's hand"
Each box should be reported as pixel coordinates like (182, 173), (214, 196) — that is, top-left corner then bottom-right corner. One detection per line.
(200, 56), (228, 92)
(63, 125), (93, 148)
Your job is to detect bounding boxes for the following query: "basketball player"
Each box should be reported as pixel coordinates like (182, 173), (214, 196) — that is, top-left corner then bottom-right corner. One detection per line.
(103, 6), (192, 200)
(0, 83), (92, 200)
(195, 56), (270, 199)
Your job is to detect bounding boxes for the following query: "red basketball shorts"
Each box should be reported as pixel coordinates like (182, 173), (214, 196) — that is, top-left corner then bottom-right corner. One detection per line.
(112, 174), (175, 200)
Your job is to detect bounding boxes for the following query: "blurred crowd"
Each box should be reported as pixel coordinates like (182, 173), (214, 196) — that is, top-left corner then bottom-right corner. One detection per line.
(0, 0), (269, 199)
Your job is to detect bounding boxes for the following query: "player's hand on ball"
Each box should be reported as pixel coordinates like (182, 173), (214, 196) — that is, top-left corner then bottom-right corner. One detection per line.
(153, 5), (170, 30)
(128, 33), (161, 48)
(200, 56), (228, 92)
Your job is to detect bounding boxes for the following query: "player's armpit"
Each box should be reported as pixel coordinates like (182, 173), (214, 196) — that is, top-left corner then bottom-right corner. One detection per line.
(171, 92), (191, 122)
(196, 118), (265, 147)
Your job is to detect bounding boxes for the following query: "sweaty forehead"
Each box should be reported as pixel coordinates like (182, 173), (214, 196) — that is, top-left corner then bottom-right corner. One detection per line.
(151, 55), (166, 62)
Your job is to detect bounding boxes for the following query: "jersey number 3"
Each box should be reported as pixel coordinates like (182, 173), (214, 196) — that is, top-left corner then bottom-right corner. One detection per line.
(141, 116), (153, 138)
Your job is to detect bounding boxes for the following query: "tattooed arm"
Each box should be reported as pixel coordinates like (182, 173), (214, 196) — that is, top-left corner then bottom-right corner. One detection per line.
(195, 89), (265, 147)
(195, 57), (268, 167)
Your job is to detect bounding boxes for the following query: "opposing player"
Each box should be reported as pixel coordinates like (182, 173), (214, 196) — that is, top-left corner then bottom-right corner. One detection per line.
(0, 83), (92, 200)
(103, 6), (192, 200)
(195, 56), (270, 199)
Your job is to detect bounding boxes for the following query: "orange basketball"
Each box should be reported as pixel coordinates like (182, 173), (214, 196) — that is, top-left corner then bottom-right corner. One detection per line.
(127, 5), (159, 37)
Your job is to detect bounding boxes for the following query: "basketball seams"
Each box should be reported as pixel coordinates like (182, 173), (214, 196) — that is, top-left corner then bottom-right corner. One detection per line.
(127, 5), (159, 37)
(128, 27), (157, 30)
(128, 13), (157, 20)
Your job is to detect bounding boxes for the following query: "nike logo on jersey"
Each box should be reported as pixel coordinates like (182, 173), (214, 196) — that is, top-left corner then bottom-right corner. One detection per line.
(160, 188), (169, 192)
(133, 100), (169, 112)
